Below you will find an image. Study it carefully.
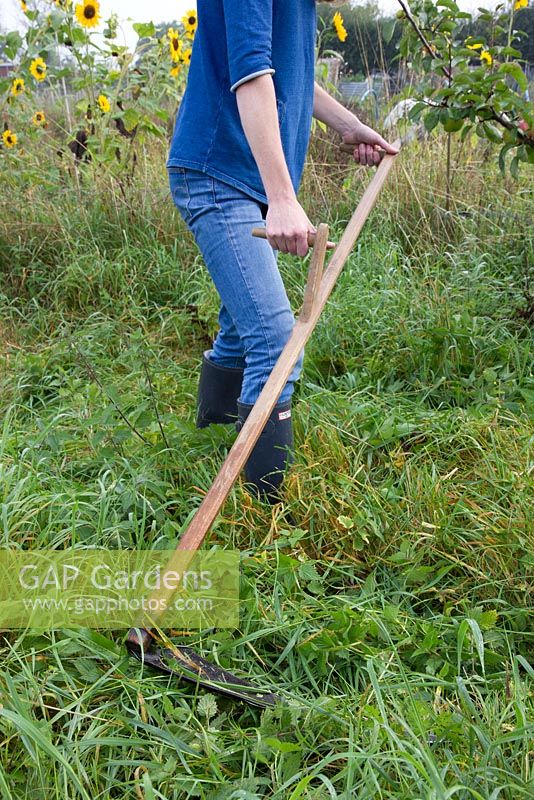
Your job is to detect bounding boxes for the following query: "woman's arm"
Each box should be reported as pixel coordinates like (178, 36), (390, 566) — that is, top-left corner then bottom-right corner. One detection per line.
(236, 74), (314, 256)
(313, 82), (399, 166)
(222, 0), (313, 256)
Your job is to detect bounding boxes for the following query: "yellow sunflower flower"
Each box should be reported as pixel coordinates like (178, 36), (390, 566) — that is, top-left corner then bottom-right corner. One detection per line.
(514, 0), (528, 8)
(181, 48), (192, 66)
(168, 27), (182, 63)
(11, 78), (25, 96)
(20, 1), (28, 11)
(333, 11), (348, 43)
(32, 111), (46, 126)
(75, 0), (100, 29)
(30, 57), (47, 81)
(465, 40), (483, 50)
(2, 130), (17, 149)
(170, 64), (182, 78)
(97, 94), (110, 113)
(480, 50), (493, 66)
(182, 9), (197, 38)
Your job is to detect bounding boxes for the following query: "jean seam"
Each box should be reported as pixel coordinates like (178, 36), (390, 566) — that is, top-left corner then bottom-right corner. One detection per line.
(181, 170), (193, 222)
(215, 305), (246, 366)
(212, 179), (274, 394)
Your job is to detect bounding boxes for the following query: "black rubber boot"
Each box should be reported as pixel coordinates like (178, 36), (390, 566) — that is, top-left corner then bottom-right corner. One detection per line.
(196, 351), (244, 429)
(236, 398), (294, 504)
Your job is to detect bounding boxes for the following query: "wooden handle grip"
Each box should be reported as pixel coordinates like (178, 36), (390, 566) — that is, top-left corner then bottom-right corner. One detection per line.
(340, 142), (361, 154)
(252, 227), (336, 250)
(339, 140), (402, 155)
(301, 223), (329, 322)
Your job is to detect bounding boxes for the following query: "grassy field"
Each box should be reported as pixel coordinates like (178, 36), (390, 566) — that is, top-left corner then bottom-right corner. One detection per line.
(0, 132), (532, 798)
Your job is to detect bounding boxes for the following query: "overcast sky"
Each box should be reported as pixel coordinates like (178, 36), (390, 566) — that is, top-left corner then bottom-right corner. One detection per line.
(1, 0), (498, 51)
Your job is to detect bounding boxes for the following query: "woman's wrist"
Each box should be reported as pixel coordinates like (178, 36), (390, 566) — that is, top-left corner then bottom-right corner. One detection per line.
(313, 81), (363, 138)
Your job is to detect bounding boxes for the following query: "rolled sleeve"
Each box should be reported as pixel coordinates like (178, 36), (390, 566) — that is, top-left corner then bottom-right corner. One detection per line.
(223, 0), (275, 92)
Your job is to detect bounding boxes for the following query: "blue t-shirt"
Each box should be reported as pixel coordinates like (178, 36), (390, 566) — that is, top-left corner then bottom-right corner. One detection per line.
(166, 0), (317, 205)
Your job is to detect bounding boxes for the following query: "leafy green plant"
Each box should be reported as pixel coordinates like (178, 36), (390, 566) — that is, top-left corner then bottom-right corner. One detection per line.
(0, 1), (194, 173)
(393, 0), (534, 174)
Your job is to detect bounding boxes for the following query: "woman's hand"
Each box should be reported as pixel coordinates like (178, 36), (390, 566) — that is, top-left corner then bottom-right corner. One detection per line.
(265, 197), (315, 257)
(342, 122), (399, 167)
(312, 83), (399, 167)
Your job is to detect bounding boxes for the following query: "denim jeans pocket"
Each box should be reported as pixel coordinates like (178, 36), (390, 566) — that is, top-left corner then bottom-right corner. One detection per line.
(180, 171), (226, 228)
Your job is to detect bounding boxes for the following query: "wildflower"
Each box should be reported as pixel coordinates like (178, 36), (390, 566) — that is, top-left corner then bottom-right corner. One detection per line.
(514, 0), (528, 8)
(480, 50), (493, 66)
(170, 64), (182, 78)
(333, 11), (347, 43)
(11, 78), (24, 96)
(168, 27), (182, 62)
(181, 48), (192, 66)
(32, 111), (46, 126)
(182, 9), (197, 39)
(75, 0), (100, 29)
(97, 94), (110, 112)
(30, 57), (47, 81)
(2, 130), (17, 149)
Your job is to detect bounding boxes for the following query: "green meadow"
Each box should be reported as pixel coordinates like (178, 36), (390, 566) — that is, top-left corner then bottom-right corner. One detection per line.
(0, 130), (532, 798)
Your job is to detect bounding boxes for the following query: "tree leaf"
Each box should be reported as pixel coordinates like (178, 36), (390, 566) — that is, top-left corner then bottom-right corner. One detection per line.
(498, 62), (528, 93)
(481, 121), (502, 143)
(443, 118), (464, 132)
(424, 110), (439, 132)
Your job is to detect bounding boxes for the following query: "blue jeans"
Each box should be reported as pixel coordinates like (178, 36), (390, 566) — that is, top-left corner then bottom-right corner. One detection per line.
(168, 167), (304, 405)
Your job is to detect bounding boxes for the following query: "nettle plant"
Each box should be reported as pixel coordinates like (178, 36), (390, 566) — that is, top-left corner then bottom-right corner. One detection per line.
(394, 0), (534, 175)
(0, 0), (196, 172)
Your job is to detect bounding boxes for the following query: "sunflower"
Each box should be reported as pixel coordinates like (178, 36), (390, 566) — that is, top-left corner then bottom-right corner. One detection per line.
(97, 94), (110, 113)
(170, 64), (182, 78)
(11, 78), (25, 96)
(181, 48), (192, 66)
(20, 1), (28, 11)
(167, 28), (182, 63)
(333, 11), (347, 42)
(514, 0), (528, 8)
(32, 111), (46, 126)
(182, 9), (197, 39)
(465, 39), (483, 50)
(480, 50), (493, 66)
(75, 0), (100, 29)
(30, 57), (47, 81)
(2, 130), (17, 149)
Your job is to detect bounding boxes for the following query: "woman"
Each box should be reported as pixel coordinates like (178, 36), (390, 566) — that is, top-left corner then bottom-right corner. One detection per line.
(167, 0), (397, 503)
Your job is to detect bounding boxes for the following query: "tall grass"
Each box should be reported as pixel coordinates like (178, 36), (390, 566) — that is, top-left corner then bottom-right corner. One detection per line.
(0, 130), (532, 798)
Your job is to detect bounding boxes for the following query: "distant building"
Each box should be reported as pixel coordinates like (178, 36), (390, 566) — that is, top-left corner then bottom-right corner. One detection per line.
(317, 55), (343, 86)
(0, 63), (14, 78)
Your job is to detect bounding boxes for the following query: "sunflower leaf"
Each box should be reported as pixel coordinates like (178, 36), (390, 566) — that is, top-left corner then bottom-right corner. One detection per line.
(133, 22), (156, 39)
